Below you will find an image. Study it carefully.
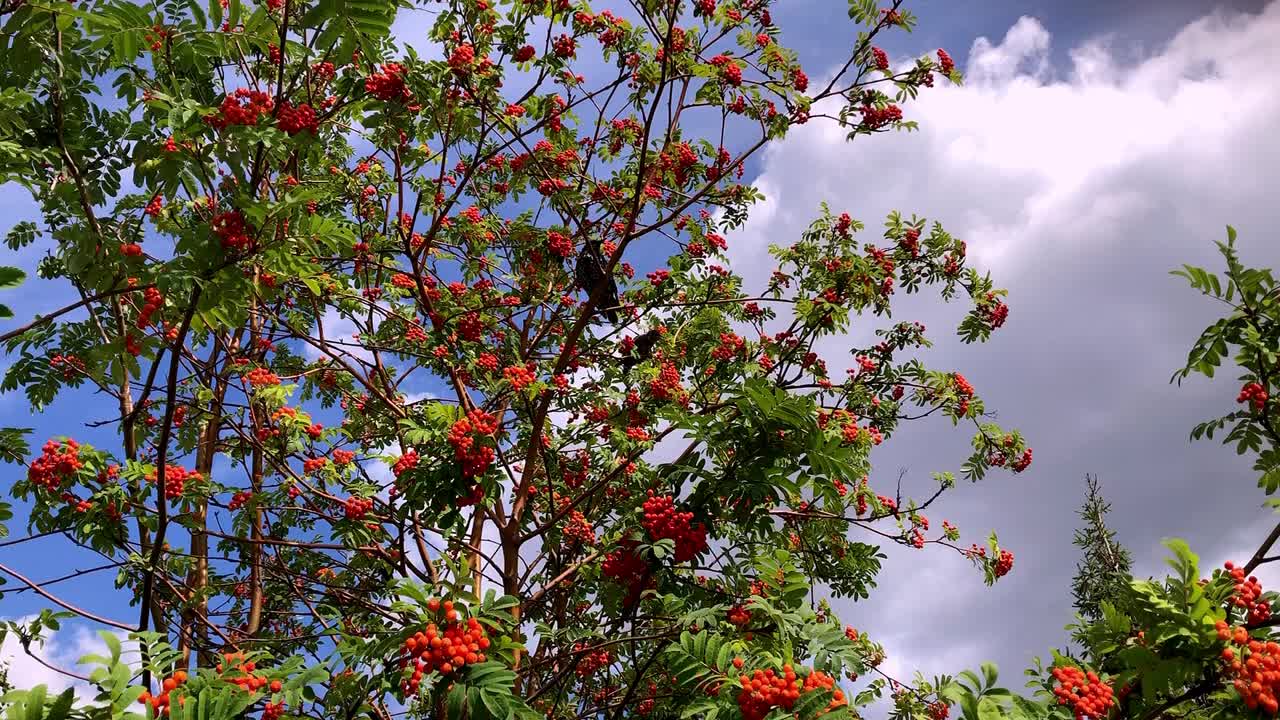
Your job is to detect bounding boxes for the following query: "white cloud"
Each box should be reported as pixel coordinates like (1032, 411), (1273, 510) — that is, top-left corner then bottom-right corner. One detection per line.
(303, 307), (376, 364)
(730, 2), (1280, 293)
(0, 618), (135, 701)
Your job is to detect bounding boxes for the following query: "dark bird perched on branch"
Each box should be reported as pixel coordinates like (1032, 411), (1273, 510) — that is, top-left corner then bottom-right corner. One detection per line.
(621, 328), (660, 374)
(574, 239), (620, 324)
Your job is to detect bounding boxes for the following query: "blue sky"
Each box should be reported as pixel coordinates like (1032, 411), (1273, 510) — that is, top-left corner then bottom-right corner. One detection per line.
(3, 0), (1280, 713)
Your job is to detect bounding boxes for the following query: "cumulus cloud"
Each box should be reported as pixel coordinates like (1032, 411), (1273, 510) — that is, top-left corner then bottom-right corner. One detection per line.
(0, 618), (136, 702)
(726, 1), (1280, 711)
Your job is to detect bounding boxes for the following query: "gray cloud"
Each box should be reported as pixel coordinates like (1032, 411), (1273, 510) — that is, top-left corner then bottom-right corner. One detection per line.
(724, 2), (1280, 710)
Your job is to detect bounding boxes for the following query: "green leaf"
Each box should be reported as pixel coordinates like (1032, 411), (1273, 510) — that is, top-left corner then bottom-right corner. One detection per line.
(0, 266), (25, 289)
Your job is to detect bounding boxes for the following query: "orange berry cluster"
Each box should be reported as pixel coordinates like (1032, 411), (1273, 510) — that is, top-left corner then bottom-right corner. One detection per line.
(1225, 561), (1273, 626)
(146, 465), (201, 500)
(27, 439), (84, 492)
(399, 600), (491, 696)
(563, 509), (595, 545)
(217, 652), (275, 693)
(640, 491), (708, 563)
(245, 367), (281, 387)
(727, 605), (751, 627)
(1050, 665), (1114, 720)
(737, 665), (801, 720)
(802, 670), (847, 716)
(735, 665), (845, 720)
(648, 362), (684, 402)
(344, 496), (373, 520)
(502, 364), (536, 390)
(138, 670), (188, 715)
(1216, 619), (1280, 714)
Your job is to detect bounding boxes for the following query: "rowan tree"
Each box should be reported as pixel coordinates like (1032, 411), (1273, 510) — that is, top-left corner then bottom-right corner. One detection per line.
(0, 1), (1035, 719)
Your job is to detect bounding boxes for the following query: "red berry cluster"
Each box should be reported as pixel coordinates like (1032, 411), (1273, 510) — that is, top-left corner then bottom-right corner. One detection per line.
(27, 439), (84, 492)
(246, 367), (281, 387)
(398, 600), (491, 696)
(641, 492), (708, 563)
(365, 63), (410, 102)
(793, 69), (809, 92)
(1050, 665), (1114, 720)
(137, 287), (165, 329)
(392, 451), (419, 477)
(984, 297), (1009, 329)
(332, 449), (355, 465)
(1010, 447), (1033, 473)
(928, 700), (950, 720)
(211, 209), (254, 251)
(49, 353), (86, 380)
(344, 497), (373, 520)
(710, 332), (745, 361)
(145, 194), (164, 217)
(302, 457), (327, 473)
(262, 702), (284, 720)
(137, 670), (188, 715)
(1225, 561), (1272, 626)
(447, 410), (499, 478)
(447, 43), (475, 72)
(937, 48), (955, 75)
(229, 490), (253, 510)
(1239, 383), (1269, 412)
(994, 549), (1014, 578)
(205, 88), (274, 129)
(603, 539), (654, 604)
(709, 55), (741, 86)
(552, 34), (576, 58)
(573, 642), (612, 677)
(727, 605), (751, 627)
(538, 178), (570, 196)
(860, 102), (902, 130)
(276, 102), (318, 135)
(146, 465), (200, 500)
(1217, 619), (1280, 713)
(872, 47), (889, 71)
(547, 231), (573, 258)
